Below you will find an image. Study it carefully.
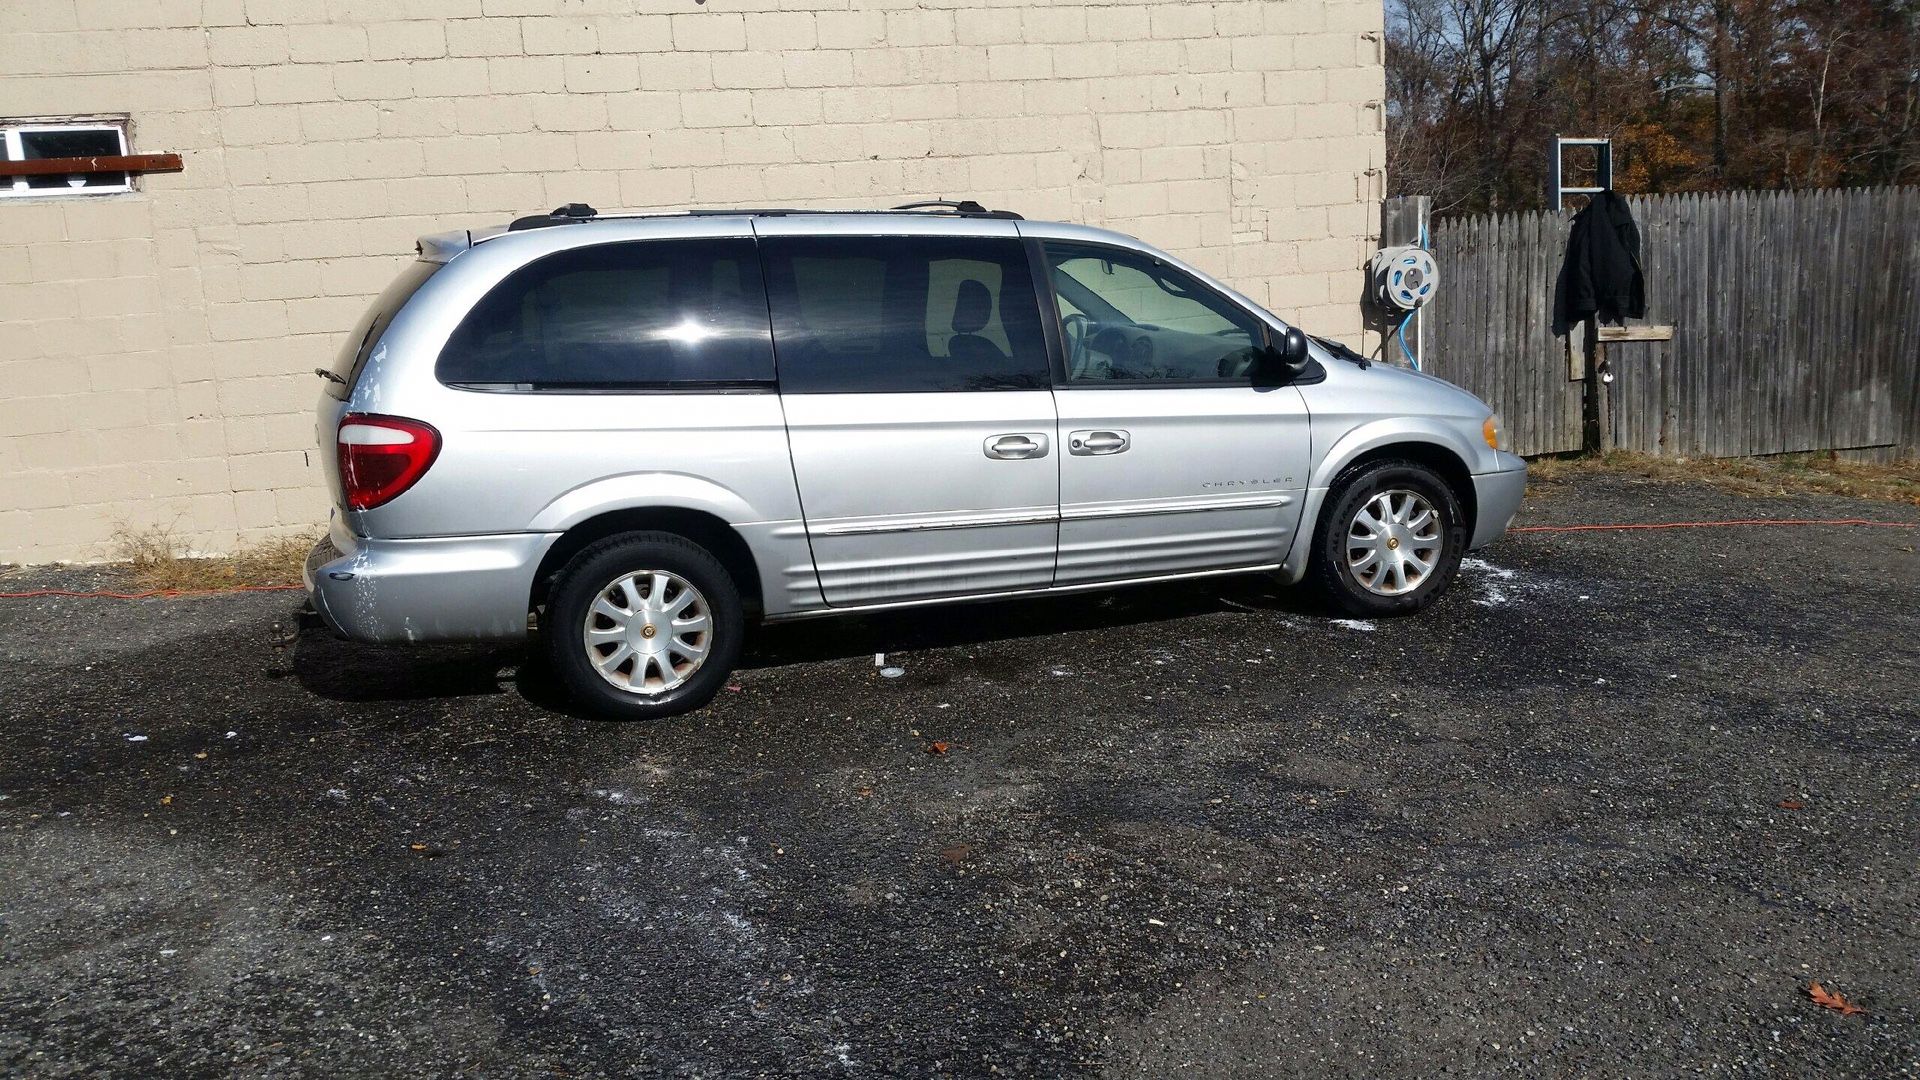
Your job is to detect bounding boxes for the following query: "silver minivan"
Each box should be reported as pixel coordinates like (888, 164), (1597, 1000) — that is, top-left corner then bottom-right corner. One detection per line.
(308, 201), (1527, 719)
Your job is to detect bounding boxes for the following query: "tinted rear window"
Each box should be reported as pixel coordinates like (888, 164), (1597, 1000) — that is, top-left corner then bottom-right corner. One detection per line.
(436, 238), (774, 389)
(326, 258), (441, 400)
(760, 236), (1049, 393)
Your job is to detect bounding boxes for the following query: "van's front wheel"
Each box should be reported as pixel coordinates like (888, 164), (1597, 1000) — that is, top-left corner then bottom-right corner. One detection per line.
(1311, 459), (1467, 616)
(544, 532), (743, 720)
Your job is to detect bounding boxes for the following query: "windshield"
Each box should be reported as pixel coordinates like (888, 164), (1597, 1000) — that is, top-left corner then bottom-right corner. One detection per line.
(322, 259), (441, 399)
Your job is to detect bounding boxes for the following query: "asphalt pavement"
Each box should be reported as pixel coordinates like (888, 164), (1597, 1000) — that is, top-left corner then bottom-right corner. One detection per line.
(2, 473), (1916, 1077)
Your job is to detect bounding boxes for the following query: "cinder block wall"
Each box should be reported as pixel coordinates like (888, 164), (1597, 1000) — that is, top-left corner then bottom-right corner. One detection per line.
(0, 0), (1386, 564)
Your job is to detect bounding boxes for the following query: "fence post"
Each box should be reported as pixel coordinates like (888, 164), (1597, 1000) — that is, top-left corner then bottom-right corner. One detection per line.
(1581, 321), (1612, 453)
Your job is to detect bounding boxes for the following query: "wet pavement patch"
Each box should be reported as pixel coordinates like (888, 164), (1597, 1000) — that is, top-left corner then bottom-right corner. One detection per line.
(1, 475), (1916, 1076)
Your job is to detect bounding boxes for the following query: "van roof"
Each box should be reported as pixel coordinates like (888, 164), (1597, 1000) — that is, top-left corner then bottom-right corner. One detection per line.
(413, 202), (1120, 265)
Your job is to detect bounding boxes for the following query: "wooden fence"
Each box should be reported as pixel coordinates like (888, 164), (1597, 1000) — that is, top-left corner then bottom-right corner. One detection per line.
(1419, 187), (1920, 459)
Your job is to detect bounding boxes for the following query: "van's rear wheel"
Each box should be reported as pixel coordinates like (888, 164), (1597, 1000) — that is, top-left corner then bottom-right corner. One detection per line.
(1311, 459), (1466, 616)
(544, 532), (743, 720)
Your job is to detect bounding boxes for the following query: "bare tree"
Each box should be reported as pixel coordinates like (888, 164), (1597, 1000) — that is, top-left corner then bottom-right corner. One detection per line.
(1384, 0), (1920, 210)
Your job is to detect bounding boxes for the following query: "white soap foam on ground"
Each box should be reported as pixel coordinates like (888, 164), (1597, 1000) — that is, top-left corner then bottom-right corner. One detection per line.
(1460, 557), (1560, 607)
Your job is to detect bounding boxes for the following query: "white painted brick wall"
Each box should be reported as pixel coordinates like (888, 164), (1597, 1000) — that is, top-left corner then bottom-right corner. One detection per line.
(0, 0), (1386, 564)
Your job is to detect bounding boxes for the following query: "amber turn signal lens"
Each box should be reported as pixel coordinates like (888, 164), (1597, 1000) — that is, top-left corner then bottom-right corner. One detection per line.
(1482, 415), (1504, 451)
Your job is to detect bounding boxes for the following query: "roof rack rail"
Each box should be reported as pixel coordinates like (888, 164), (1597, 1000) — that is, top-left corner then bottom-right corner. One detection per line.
(508, 203), (598, 231)
(497, 200), (1024, 230)
(891, 199), (1023, 220)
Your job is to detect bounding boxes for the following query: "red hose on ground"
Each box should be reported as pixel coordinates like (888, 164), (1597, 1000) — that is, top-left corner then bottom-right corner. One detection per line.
(1511, 517), (1918, 534)
(0, 583), (304, 600)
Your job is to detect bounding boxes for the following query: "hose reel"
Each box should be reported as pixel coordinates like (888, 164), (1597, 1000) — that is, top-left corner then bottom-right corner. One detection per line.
(1369, 244), (1438, 311)
(1367, 241), (1438, 371)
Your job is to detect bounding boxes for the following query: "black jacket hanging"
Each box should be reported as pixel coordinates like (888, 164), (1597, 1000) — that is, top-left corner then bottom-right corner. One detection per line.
(1553, 190), (1646, 334)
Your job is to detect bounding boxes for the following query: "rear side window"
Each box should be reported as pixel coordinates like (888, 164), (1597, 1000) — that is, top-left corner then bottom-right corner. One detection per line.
(326, 259), (441, 400)
(760, 236), (1049, 393)
(437, 238), (774, 389)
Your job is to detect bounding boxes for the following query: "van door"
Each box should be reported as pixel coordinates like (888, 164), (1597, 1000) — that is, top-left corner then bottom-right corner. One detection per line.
(1039, 239), (1312, 585)
(759, 225), (1059, 606)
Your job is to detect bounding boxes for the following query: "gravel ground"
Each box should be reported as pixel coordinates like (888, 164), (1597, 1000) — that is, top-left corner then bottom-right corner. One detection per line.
(1, 474), (1916, 1078)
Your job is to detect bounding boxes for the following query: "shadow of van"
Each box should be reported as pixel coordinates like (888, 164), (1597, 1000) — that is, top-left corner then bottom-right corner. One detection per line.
(292, 571), (1323, 711)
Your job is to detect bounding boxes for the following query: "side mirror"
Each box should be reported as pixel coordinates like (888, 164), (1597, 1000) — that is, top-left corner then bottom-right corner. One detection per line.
(1258, 327), (1312, 379)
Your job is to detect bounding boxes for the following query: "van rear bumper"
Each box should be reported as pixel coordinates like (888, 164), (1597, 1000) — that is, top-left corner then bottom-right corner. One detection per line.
(303, 527), (559, 643)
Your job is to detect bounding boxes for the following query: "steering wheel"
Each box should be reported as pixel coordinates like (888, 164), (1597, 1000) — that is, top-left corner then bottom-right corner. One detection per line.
(1060, 313), (1091, 378)
(1127, 332), (1154, 370)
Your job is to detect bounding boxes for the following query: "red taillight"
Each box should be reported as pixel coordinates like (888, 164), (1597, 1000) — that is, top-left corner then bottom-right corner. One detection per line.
(338, 414), (440, 511)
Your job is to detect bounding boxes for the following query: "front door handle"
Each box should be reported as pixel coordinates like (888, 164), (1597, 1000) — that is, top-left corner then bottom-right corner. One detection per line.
(1068, 429), (1131, 456)
(985, 433), (1049, 460)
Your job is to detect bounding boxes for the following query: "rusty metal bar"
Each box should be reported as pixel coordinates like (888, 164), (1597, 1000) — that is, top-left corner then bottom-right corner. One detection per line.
(0, 153), (183, 177)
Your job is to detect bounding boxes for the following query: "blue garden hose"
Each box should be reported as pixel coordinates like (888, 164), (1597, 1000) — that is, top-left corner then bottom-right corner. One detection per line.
(1396, 222), (1430, 371)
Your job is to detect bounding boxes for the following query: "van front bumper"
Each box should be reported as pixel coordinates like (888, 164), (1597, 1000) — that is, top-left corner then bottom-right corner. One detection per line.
(303, 527), (559, 643)
(1469, 454), (1529, 549)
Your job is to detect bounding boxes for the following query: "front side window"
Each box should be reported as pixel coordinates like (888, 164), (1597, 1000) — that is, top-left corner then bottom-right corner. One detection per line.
(1, 120), (131, 197)
(760, 236), (1049, 393)
(1045, 242), (1265, 383)
(438, 238), (775, 389)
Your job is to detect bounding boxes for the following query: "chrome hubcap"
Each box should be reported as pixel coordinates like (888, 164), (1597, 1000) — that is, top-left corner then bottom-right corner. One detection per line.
(1347, 489), (1443, 596)
(582, 570), (712, 695)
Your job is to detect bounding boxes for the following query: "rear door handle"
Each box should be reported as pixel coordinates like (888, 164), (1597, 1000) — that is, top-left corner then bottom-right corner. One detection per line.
(1068, 429), (1130, 456)
(985, 433), (1049, 460)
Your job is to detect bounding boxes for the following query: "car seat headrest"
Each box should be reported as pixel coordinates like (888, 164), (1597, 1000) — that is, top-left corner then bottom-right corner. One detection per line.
(951, 279), (993, 335)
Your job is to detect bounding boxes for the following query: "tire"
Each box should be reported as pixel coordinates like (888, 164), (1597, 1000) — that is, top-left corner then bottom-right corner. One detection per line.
(1310, 459), (1468, 617)
(543, 531), (744, 721)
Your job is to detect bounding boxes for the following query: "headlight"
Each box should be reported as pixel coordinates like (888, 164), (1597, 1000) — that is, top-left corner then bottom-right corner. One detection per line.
(1482, 414), (1508, 452)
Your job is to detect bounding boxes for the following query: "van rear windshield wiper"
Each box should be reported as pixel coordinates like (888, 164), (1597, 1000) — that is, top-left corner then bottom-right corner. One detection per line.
(314, 368), (347, 385)
(1310, 335), (1370, 370)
